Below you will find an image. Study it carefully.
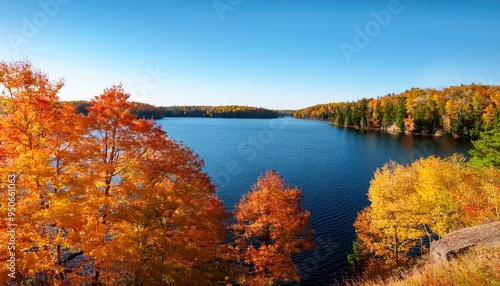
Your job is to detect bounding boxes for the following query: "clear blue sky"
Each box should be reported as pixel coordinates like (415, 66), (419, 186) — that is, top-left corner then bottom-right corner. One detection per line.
(1, 0), (499, 109)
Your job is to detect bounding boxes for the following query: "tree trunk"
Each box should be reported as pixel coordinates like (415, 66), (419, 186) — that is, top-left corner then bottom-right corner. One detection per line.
(393, 227), (398, 265)
(57, 244), (62, 266)
(92, 269), (100, 286)
(264, 228), (270, 248)
(56, 244), (64, 281)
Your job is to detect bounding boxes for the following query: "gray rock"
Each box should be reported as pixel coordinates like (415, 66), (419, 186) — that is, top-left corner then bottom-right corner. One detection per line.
(430, 220), (500, 263)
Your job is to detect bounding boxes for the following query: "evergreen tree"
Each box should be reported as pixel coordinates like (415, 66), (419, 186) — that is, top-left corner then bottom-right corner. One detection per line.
(382, 101), (395, 127)
(470, 117), (500, 168)
(347, 237), (367, 273)
(395, 96), (407, 132)
(333, 110), (343, 126)
(373, 100), (383, 127)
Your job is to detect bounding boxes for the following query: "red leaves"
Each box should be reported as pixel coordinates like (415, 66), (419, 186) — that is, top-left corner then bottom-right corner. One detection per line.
(1, 61), (317, 285)
(0, 61), (230, 285)
(233, 170), (315, 285)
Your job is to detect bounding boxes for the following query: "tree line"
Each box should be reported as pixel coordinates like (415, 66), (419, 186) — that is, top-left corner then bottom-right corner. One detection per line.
(293, 85), (500, 137)
(0, 61), (313, 285)
(70, 100), (165, 119)
(349, 120), (500, 277)
(163, 105), (280, 118)
(70, 101), (281, 119)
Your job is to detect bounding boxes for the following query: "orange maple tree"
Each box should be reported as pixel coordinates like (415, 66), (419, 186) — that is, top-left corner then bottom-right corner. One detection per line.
(0, 61), (231, 285)
(0, 61), (80, 283)
(233, 170), (315, 285)
(74, 84), (231, 284)
(1, 61), (318, 285)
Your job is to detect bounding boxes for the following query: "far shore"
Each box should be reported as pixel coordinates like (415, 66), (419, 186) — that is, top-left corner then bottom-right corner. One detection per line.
(294, 117), (475, 139)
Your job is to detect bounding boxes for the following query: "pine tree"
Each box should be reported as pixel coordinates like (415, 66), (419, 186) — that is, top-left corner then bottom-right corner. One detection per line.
(470, 117), (500, 169)
(395, 96), (407, 132)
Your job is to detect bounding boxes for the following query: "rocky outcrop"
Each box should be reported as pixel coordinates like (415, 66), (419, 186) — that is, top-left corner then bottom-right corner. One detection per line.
(430, 220), (500, 263)
(385, 124), (400, 133)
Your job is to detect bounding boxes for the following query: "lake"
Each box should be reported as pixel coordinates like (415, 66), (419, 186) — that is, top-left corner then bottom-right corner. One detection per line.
(156, 117), (473, 285)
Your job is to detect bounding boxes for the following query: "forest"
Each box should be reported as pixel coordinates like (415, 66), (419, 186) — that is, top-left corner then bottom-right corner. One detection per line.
(293, 85), (500, 137)
(0, 61), (313, 285)
(69, 101), (281, 119)
(70, 100), (165, 119)
(162, 105), (280, 118)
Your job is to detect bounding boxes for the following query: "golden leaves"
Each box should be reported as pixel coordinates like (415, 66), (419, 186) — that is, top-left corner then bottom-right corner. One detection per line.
(354, 155), (500, 275)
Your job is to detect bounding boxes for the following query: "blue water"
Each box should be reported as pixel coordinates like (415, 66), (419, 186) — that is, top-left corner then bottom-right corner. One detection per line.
(156, 117), (473, 285)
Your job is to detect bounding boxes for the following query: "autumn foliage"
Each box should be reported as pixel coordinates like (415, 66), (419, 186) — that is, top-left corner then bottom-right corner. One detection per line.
(294, 85), (500, 137)
(0, 61), (313, 285)
(233, 170), (315, 285)
(352, 155), (500, 277)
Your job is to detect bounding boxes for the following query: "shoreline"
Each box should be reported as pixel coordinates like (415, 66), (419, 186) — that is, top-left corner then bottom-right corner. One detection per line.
(294, 117), (475, 139)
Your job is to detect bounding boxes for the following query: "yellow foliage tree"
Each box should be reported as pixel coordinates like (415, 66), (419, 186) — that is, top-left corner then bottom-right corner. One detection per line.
(366, 162), (422, 265)
(411, 155), (466, 237)
(353, 154), (500, 276)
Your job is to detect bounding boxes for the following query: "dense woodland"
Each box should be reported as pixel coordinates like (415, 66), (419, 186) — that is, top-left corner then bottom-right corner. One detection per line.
(0, 61), (313, 285)
(162, 105), (280, 118)
(294, 85), (500, 137)
(70, 101), (280, 119)
(70, 100), (165, 119)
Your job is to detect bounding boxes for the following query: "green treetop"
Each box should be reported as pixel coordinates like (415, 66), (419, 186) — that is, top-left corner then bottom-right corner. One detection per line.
(470, 117), (500, 169)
